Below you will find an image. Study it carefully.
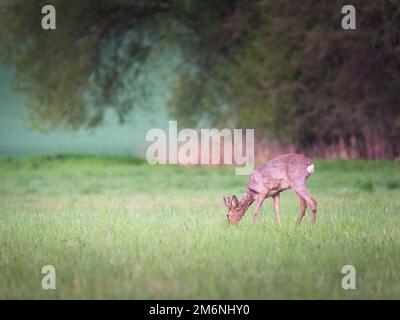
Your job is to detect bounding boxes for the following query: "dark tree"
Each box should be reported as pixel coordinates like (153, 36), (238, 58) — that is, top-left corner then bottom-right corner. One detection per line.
(0, 0), (244, 129)
(1, 0), (399, 158)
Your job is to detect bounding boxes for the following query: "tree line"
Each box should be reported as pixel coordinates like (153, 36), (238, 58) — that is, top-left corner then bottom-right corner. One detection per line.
(1, 0), (399, 158)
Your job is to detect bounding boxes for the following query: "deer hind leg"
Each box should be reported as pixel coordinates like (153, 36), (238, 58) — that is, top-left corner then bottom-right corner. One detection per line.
(291, 184), (317, 223)
(296, 194), (307, 224)
(272, 194), (282, 225)
(252, 194), (266, 224)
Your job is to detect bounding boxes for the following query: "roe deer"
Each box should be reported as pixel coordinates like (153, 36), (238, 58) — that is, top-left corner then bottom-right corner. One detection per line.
(223, 153), (317, 225)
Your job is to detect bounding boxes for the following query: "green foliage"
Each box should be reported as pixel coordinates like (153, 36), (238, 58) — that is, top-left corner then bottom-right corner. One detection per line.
(1, 1), (400, 157)
(0, 0), (241, 130)
(1, 156), (400, 298)
(173, 0), (400, 157)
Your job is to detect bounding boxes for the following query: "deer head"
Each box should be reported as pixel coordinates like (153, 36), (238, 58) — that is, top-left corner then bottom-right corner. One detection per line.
(223, 195), (241, 225)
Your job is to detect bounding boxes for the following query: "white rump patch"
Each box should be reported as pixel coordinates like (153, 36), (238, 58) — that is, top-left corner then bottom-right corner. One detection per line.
(306, 163), (314, 174)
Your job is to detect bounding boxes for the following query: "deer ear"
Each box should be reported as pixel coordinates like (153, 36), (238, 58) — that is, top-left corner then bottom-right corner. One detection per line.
(231, 195), (239, 208)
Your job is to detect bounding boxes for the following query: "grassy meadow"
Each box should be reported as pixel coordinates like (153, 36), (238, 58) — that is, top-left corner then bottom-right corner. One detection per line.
(0, 155), (400, 299)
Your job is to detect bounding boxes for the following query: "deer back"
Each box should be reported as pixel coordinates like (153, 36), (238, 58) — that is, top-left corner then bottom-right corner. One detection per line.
(247, 153), (313, 196)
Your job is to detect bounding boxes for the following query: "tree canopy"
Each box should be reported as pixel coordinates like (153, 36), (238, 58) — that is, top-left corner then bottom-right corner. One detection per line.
(1, 0), (399, 158)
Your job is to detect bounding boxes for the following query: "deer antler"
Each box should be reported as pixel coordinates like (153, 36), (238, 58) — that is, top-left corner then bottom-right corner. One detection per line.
(223, 196), (231, 208)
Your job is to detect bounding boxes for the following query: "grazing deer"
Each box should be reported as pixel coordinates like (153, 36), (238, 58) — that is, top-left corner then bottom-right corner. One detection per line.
(223, 153), (317, 225)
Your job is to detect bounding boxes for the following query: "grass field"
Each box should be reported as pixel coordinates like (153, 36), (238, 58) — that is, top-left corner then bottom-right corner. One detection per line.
(0, 155), (400, 299)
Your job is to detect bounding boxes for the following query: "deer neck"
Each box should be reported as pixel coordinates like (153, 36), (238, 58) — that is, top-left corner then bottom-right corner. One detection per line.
(233, 190), (255, 222)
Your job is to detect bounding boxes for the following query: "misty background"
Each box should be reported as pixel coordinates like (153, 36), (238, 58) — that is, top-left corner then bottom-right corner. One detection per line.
(1, 0), (400, 160)
(0, 66), (170, 156)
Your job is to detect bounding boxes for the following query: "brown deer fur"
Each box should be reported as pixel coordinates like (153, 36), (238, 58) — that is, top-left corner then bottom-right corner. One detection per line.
(223, 153), (317, 225)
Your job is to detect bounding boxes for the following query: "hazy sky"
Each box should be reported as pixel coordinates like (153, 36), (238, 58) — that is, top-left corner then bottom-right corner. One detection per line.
(0, 67), (170, 157)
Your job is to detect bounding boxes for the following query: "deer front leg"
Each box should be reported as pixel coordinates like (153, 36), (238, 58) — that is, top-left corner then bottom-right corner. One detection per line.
(252, 194), (265, 224)
(272, 194), (282, 225)
(296, 194), (307, 224)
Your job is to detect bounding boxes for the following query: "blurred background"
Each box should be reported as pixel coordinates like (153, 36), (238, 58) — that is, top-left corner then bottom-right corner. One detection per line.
(0, 66), (170, 157)
(1, 0), (399, 160)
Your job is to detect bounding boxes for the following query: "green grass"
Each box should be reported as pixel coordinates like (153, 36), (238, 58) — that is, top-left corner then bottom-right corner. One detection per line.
(1, 155), (400, 299)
